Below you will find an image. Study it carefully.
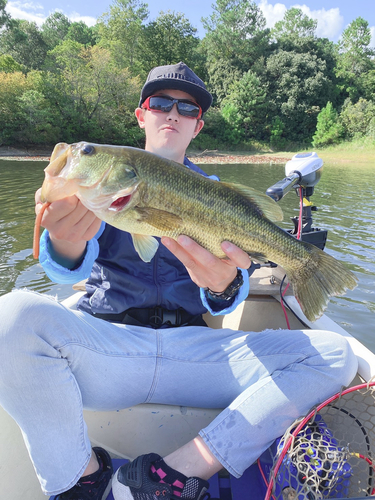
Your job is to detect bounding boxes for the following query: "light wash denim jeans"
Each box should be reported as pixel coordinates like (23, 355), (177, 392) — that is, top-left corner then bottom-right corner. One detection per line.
(0, 290), (357, 496)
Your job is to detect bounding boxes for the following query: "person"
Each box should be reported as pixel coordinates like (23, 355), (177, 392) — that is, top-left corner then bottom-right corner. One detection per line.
(0, 62), (357, 500)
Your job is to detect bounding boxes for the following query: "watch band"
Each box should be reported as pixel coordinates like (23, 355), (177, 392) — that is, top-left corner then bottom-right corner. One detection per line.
(206, 269), (244, 301)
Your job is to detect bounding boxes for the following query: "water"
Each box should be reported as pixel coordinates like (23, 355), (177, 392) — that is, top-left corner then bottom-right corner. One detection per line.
(1, 158), (374, 352)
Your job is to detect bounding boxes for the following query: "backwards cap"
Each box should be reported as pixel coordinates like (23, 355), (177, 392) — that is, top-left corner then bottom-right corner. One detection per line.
(139, 62), (212, 114)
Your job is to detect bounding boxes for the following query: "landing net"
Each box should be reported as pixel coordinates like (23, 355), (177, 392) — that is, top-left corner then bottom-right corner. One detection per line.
(262, 382), (375, 500)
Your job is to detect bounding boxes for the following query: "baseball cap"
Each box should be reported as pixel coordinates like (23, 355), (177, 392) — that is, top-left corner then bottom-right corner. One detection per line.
(139, 62), (212, 114)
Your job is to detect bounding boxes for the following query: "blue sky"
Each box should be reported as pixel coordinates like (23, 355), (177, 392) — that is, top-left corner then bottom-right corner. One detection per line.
(5, 0), (375, 46)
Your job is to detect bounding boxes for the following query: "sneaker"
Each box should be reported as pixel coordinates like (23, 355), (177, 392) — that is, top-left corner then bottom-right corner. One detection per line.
(54, 447), (113, 499)
(112, 453), (210, 500)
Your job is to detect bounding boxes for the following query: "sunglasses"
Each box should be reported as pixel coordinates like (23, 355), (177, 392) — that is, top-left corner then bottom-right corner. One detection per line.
(142, 95), (202, 119)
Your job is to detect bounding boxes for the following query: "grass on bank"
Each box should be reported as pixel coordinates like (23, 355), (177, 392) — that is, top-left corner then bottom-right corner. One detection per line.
(188, 137), (375, 166)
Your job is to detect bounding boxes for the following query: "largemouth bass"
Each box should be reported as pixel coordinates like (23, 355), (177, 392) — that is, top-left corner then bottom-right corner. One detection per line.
(36, 142), (357, 322)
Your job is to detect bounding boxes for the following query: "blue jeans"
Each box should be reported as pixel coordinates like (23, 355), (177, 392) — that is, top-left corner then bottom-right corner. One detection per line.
(0, 290), (357, 496)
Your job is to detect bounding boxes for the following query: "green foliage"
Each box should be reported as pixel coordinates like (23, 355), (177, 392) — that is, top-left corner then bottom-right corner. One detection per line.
(335, 17), (375, 102)
(270, 116), (287, 150)
(339, 98), (375, 138)
(201, 0), (270, 73)
(140, 11), (200, 69)
(0, 54), (23, 72)
(97, 0), (149, 73)
(272, 8), (317, 44)
(265, 50), (332, 141)
(42, 12), (71, 50)
(0, 20), (49, 70)
(0, 0), (12, 30)
(221, 70), (268, 141)
(0, 0), (373, 149)
(312, 102), (344, 147)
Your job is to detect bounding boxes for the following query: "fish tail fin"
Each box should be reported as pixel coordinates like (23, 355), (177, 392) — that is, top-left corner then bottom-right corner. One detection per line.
(286, 244), (357, 322)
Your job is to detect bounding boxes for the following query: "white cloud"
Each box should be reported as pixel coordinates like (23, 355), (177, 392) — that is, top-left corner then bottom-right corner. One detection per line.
(258, 1), (344, 41)
(293, 4), (344, 40)
(5, 1), (97, 27)
(6, 1), (45, 25)
(370, 26), (375, 47)
(258, 0), (286, 28)
(68, 12), (97, 27)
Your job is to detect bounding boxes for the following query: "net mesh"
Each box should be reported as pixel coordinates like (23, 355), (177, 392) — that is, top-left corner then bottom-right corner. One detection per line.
(263, 382), (375, 500)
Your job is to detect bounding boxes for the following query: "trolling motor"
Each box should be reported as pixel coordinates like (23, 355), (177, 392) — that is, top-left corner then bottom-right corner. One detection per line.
(266, 152), (328, 250)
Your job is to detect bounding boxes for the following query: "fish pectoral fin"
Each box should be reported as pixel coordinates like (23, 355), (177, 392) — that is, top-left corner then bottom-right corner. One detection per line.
(221, 182), (284, 222)
(131, 234), (159, 262)
(135, 207), (183, 232)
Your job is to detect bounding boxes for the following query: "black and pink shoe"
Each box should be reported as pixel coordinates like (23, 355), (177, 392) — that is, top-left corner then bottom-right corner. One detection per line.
(112, 453), (210, 500)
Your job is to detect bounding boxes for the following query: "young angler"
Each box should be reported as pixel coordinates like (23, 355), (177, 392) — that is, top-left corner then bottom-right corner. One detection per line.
(0, 62), (357, 500)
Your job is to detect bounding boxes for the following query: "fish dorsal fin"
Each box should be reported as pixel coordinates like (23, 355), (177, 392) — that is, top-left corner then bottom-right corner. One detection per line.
(135, 207), (183, 232)
(221, 182), (283, 222)
(131, 234), (159, 262)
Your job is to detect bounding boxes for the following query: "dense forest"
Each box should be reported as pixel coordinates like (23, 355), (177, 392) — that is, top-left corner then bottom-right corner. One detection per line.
(0, 0), (374, 150)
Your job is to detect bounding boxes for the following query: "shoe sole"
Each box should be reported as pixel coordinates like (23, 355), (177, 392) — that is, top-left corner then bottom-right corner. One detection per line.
(111, 468), (135, 500)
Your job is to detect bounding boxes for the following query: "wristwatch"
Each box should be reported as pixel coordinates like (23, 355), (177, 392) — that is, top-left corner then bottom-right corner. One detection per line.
(206, 269), (244, 301)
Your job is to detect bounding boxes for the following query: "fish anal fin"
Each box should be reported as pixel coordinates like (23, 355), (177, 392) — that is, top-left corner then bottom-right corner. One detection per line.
(132, 234), (159, 262)
(135, 207), (183, 232)
(221, 182), (283, 222)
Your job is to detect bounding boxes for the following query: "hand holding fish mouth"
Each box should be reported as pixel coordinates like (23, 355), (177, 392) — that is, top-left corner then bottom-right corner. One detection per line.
(162, 235), (251, 292)
(34, 188), (102, 262)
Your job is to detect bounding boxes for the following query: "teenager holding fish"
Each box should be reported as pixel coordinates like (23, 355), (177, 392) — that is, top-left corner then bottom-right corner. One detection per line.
(0, 63), (357, 500)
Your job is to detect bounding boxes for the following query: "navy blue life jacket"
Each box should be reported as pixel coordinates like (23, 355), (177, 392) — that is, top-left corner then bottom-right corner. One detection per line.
(77, 158), (218, 316)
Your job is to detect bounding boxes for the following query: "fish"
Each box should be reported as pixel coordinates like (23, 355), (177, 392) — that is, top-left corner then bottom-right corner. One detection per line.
(35, 141), (357, 322)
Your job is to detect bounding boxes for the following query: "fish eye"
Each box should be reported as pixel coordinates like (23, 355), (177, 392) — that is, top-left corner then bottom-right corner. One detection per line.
(81, 144), (95, 155)
(125, 168), (136, 178)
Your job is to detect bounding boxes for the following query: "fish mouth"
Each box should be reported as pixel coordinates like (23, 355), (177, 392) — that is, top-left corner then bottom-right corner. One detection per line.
(109, 193), (133, 212)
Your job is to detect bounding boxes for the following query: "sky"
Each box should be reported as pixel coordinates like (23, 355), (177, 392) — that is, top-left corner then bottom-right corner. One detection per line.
(4, 0), (375, 46)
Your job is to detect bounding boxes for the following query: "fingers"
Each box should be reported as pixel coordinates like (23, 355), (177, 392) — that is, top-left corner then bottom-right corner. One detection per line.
(34, 191), (101, 244)
(221, 241), (252, 269)
(161, 236), (250, 292)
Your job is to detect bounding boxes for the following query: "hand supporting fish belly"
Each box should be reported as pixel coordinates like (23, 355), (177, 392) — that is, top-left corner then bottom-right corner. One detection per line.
(34, 141), (357, 322)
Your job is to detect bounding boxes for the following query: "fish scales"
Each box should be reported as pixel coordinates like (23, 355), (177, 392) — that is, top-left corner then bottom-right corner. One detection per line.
(37, 142), (357, 322)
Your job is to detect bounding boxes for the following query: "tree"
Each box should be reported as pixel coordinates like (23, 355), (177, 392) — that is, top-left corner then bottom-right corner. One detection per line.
(221, 70), (268, 141)
(335, 17), (375, 101)
(42, 41), (143, 144)
(0, 0), (12, 30)
(0, 71), (30, 144)
(312, 102), (344, 147)
(265, 50), (333, 141)
(66, 21), (97, 46)
(201, 0), (270, 73)
(272, 8), (317, 44)
(0, 54), (23, 72)
(42, 12), (71, 50)
(97, 0), (149, 73)
(140, 11), (200, 68)
(339, 98), (375, 138)
(0, 20), (48, 70)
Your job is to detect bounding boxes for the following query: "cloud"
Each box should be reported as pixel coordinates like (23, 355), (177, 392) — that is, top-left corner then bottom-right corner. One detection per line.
(5, 1), (97, 27)
(258, 1), (344, 41)
(68, 12), (97, 27)
(370, 26), (375, 47)
(6, 1), (45, 25)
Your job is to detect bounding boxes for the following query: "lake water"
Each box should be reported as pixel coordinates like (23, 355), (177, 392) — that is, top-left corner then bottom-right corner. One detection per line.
(0, 158), (374, 352)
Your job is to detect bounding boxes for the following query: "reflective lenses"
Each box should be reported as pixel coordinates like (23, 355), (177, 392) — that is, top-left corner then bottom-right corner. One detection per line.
(142, 95), (202, 119)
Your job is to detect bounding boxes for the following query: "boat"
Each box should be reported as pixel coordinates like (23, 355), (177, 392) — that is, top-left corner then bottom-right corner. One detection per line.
(1, 153), (374, 500)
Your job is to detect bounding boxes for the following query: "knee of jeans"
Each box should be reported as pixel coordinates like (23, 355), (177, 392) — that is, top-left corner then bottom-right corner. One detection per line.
(0, 290), (51, 363)
(315, 330), (358, 387)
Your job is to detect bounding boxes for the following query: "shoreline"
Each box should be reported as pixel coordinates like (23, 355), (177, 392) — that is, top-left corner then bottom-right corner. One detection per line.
(0, 146), (292, 164)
